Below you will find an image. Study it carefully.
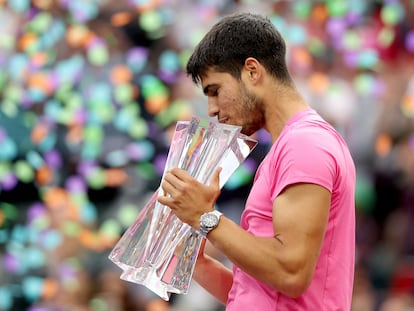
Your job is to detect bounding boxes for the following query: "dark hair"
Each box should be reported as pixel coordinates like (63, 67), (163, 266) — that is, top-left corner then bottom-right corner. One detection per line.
(186, 12), (292, 85)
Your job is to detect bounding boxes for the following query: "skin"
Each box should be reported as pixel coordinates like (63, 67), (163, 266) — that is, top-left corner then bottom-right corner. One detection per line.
(157, 57), (331, 303)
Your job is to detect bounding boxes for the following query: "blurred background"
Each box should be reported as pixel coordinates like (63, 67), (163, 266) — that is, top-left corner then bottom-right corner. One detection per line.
(0, 0), (413, 310)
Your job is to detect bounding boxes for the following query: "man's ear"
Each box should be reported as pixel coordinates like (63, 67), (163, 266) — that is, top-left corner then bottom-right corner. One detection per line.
(244, 57), (262, 84)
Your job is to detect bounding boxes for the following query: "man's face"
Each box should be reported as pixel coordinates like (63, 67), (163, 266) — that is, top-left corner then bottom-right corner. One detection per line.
(200, 68), (264, 136)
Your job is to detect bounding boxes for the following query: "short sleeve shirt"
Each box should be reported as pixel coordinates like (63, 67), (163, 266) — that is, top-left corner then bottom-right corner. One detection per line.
(226, 109), (356, 311)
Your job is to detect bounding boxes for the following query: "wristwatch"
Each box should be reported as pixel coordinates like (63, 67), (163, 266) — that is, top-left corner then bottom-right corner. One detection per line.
(199, 210), (223, 237)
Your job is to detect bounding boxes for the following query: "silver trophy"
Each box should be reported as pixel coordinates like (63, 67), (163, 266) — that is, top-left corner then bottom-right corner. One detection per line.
(108, 117), (257, 300)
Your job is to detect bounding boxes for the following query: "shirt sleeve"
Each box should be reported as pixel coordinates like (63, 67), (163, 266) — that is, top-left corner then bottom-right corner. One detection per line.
(269, 128), (337, 202)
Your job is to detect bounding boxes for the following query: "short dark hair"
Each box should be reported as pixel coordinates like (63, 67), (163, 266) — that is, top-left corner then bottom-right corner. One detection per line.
(186, 12), (292, 85)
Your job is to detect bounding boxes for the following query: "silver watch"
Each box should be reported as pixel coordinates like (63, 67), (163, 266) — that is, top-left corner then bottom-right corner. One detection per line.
(200, 210), (223, 237)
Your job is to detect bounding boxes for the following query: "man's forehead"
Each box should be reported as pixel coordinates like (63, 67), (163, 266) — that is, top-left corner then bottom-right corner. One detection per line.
(200, 69), (229, 86)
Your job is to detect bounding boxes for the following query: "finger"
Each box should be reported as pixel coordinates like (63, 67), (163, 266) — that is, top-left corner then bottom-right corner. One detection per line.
(170, 168), (193, 182)
(163, 169), (187, 190)
(157, 194), (174, 207)
(161, 179), (177, 197)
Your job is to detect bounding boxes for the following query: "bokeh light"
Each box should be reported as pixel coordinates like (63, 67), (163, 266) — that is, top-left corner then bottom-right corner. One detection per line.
(0, 0), (414, 310)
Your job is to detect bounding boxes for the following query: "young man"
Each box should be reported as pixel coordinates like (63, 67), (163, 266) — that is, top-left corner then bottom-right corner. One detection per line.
(157, 12), (356, 310)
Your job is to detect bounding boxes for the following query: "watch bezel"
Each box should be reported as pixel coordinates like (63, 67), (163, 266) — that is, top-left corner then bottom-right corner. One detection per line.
(200, 210), (222, 237)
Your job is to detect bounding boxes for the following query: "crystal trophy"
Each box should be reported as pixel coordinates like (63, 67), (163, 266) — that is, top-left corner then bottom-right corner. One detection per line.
(108, 117), (257, 300)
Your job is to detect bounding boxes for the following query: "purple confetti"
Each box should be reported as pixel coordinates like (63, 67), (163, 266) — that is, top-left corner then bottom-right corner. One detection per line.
(153, 154), (167, 176)
(326, 18), (347, 37)
(406, 31), (414, 52)
(2, 253), (20, 274)
(77, 160), (98, 177)
(0, 173), (18, 191)
(0, 128), (6, 142)
(27, 203), (47, 223)
(44, 149), (62, 169)
(65, 175), (86, 192)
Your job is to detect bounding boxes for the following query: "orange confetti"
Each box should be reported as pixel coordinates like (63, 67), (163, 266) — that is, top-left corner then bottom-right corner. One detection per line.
(145, 95), (169, 115)
(43, 187), (68, 209)
(43, 187), (80, 223)
(98, 231), (119, 248)
(27, 72), (53, 95)
(375, 133), (392, 157)
(311, 3), (329, 26)
(291, 47), (312, 70)
(0, 210), (5, 226)
(82, 32), (99, 49)
(135, 0), (162, 13)
(110, 65), (133, 85)
(32, 0), (53, 9)
(66, 203), (80, 221)
(146, 299), (170, 311)
(66, 123), (84, 145)
(66, 25), (92, 48)
(35, 165), (53, 186)
(31, 123), (49, 144)
(79, 229), (102, 251)
(18, 32), (38, 51)
(309, 72), (330, 94)
(401, 94), (414, 117)
(41, 278), (59, 300)
(31, 52), (49, 67)
(110, 12), (133, 27)
(104, 168), (128, 187)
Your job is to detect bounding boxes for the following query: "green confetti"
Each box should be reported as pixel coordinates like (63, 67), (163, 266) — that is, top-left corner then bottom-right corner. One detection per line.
(292, 0), (312, 19)
(118, 204), (139, 227)
(14, 160), (35, 182)
(100, 219), (121, 238)
(114, 83), (135, 103)
(136, 162), (156, 180)
(84, 126), (103, 144)
(0, 202), (18, 221)
(86, 168), (106, 189)
(128, 118), (149, 139)
(88, 45), (109, 66)
(139, 11), (163, 33)
(378, 27), (396, 48)
(343, 30), (361, 51)
(26, 12), (52, 33)
(326, 0), (348, 17)
(62, 221), (81, 237)
(381, 3), (404, 26)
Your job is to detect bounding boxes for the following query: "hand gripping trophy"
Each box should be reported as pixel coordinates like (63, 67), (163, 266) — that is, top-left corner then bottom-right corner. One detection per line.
(109, 117), (257, 300)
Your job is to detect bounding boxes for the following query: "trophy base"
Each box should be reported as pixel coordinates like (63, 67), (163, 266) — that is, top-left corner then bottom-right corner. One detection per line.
(120, 265), (172, 301)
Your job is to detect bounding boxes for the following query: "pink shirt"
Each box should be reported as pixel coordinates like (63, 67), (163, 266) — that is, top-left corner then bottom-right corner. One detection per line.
(226, 109), (356, 311)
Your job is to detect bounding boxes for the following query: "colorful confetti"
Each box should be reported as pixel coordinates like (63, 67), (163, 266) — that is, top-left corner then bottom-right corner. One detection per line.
(0, 1), (413, 310)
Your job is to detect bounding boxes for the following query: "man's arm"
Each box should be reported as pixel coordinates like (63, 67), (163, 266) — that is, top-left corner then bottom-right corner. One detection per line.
(206, 183), (330, 297)
(192, 242), (234, 304)
(158, 169), (331, 298)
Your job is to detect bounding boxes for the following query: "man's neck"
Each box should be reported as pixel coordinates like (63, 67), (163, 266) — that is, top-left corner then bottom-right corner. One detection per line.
(263, 85), (309, 142)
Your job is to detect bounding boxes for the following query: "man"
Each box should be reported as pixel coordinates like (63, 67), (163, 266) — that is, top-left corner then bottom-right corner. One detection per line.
(157, 12), (356, 310)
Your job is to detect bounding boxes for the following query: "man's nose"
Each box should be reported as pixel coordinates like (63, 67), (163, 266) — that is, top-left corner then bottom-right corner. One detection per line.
(207, 98), (219, 118)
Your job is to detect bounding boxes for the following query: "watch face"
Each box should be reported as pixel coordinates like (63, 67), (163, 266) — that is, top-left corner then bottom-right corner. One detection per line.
(201, 213), (218, 229)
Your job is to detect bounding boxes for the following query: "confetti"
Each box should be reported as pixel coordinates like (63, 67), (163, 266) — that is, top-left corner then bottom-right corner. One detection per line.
(0, 1), (413, 310)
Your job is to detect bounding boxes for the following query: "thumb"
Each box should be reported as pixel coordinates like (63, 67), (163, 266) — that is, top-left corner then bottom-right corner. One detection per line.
(209, 167), (222, 187)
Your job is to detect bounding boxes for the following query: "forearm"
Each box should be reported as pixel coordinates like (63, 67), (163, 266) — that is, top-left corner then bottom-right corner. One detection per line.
(206, 217), (315, 297)
(193, 252), (233, 304)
